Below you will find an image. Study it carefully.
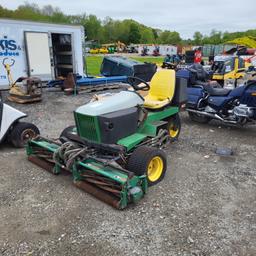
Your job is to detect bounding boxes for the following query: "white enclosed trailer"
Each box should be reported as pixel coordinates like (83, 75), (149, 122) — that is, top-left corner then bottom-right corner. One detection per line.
(159, 45), (177, 56)
(137, 44), (177, 56)
(0, 19), (85, 89)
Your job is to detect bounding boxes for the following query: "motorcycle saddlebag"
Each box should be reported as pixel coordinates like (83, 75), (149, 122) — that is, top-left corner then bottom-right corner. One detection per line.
(187, 87), (204, 108)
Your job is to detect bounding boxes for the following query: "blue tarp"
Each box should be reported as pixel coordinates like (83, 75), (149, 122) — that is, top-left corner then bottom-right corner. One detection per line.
(47, 75), (128, 88)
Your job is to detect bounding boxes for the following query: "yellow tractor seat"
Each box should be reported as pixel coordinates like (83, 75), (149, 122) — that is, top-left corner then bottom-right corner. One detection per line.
(144, 69), (176, 109)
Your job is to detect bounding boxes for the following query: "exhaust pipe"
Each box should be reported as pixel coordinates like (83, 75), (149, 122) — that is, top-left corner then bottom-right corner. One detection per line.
(187, 109), (237, 124)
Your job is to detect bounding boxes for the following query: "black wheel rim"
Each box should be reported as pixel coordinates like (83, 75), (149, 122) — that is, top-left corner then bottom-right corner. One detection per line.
(21, 129), (37, 144)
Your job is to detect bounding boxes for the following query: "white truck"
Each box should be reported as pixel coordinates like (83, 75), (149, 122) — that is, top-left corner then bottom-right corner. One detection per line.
(0, 18), (85, 89)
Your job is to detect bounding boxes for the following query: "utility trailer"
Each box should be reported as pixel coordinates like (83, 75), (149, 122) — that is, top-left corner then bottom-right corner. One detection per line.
(0, 18), (85, 89)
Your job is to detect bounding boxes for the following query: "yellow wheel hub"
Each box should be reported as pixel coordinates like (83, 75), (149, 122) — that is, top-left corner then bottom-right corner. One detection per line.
(169, 123), (179, 138)
(147, 156), (163, 182)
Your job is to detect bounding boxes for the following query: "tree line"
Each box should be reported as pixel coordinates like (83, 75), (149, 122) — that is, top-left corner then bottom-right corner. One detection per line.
(0, 3), (256, 45)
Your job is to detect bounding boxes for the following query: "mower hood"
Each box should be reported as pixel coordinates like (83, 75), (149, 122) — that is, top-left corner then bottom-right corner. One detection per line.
(75, 91), (144, 116)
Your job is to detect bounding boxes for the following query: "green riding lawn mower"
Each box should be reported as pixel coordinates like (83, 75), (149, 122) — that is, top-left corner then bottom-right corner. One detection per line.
(26, 70), (187, 209)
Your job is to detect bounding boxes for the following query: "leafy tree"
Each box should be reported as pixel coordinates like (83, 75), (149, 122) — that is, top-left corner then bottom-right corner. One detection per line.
(82, 15), (102, 42)
(1, 3), (256, 45)
(152, 28), (160, 41)
(209, 30), (222, 44)
(140, 27), (155, 43)
(193, 31), (203, 45)
(128, 23), (141, 44)
(157, 31), (181, 44)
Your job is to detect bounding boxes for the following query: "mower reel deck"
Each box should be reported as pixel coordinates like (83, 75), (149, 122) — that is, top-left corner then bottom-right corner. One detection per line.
(26, 137), (147, 209)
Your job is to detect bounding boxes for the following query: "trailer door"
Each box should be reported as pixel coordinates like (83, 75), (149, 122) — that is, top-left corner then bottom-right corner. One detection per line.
(25, 32), (52, 80)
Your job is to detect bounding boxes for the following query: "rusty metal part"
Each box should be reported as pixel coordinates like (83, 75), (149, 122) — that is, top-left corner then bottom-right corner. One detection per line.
(81, 178), (121, 196)
(63, 73), (76, 94)
(83, 176), (119, 188)
(26, 77), (42, 96)
(28, 155), (55, 173)
(8, 76), (42, 104)
(80, 171), (122, 196)
(30, 146), (55, 163)
(95, 184), (121, 195)
(74, 180), (121, 209)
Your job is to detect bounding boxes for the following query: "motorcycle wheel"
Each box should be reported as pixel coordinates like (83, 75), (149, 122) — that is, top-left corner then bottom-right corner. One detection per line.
(188, 112), (211, 124)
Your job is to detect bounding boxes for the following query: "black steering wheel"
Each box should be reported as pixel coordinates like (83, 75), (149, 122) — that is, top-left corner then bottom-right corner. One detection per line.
(127, 76), (150, 91)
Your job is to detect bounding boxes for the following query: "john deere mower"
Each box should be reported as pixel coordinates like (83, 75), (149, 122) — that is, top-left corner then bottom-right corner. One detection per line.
(3, 58), (42, 104)
(26, 70), (187, 209)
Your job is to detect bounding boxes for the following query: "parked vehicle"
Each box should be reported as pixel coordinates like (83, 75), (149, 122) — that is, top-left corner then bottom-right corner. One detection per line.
(0, 93), (40, 147)
(89, 47), (109, 54)
(89, 48), (99, 54)
(211, 55), (247, 88)
(141, 47), (149, 56)
(26, 70), (187, 209)
(127, 46), (138, 53)
(0, 19), (85, 89)
(184, 64), (256, 126)
(99, 47), (109, 54)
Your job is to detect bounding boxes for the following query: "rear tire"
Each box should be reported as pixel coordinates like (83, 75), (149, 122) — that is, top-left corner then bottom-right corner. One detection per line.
(166, 114), (181, 141)
(126, 146), (167, 186)
(10, 122), (40, 148)
(188, 112), (210, 124)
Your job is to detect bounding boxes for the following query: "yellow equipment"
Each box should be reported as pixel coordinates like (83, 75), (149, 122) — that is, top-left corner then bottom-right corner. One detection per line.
(99, 47), (109, 54)
(226, 36), (256, 48)
(89, 48), (99, 54)
(3, 58), (42, 104)
(116, 41), (126, 53)
(89, 48), (109, 54)
(144, 70), (175, 109)
(211, 56), (247, 87)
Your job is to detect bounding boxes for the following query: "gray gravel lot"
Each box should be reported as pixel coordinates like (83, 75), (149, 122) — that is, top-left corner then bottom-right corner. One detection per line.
(0, 90), (255, 256)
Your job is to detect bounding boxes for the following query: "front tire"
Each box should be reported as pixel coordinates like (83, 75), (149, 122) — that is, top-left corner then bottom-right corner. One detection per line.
(126, 146), (167, 186)
(59, 125), (76, 143)
(188, 112), (211, 124)
(10, 122), (40, 148)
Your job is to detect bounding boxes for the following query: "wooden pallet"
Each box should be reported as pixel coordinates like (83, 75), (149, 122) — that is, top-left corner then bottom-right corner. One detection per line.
(78, 83), (124, 93)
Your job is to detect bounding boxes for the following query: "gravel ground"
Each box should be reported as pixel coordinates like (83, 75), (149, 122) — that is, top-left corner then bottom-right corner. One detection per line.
(0, 89), (255, 256)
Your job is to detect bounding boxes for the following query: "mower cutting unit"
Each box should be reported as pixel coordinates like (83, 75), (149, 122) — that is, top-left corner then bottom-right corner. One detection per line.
(26, 70), (187, 209)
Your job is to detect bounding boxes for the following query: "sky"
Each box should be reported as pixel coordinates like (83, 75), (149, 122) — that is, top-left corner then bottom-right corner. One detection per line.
(1, 0), (256, 38)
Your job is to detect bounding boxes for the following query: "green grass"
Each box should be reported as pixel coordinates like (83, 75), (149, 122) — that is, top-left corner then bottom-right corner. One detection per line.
(85, 56), (104, 76)
(130, 56), (164, 65)
(85, 55), (164, 76)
